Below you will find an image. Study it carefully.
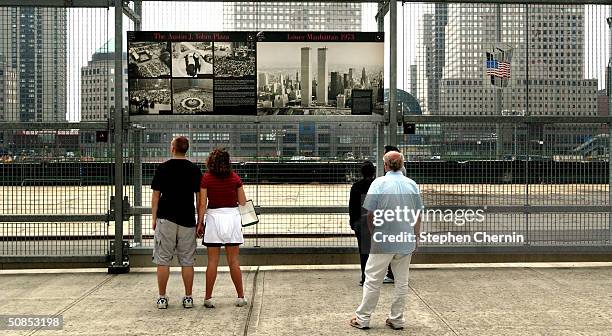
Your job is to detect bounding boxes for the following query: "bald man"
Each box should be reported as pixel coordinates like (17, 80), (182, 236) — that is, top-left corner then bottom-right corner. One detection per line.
(350, 151), (424, 330)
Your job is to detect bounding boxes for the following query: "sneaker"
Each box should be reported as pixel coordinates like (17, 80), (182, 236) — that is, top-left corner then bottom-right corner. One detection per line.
(383, 276), (395, 284)
(157, 297), (168, 309)
(385, 319), (404, 330)
(359, 281), (364, 287)
(182, 296), (193, 308)
(235, 297), (248, 307)
(203, 298), (215, 308)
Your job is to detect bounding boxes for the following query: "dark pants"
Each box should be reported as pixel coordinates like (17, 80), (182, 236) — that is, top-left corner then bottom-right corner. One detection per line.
(354, 227), (369, 284)
(354, 223), (393, 283)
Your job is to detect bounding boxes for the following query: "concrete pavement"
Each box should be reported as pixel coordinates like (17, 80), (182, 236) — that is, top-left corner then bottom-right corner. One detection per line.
(1, 263), (612, 335)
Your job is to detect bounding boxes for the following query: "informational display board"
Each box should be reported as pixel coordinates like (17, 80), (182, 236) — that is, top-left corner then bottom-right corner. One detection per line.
(127, 31), (384, 116)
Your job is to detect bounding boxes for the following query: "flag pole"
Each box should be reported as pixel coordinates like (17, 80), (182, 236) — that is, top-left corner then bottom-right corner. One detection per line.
(495, 3), (503, 160)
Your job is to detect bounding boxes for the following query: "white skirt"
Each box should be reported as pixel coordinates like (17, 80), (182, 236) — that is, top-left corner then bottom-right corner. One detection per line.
(204, 207), (244, 245)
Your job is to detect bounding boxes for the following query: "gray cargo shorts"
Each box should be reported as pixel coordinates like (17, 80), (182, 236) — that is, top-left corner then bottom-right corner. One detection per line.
(152, 218), (197, 266)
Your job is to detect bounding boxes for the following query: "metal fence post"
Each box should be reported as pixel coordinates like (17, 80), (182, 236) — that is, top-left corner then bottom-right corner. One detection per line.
(524, 4), (530, 246)
(377, 2), (384, 33)
(376, 0), (386, 177)
(109, 2), (129, 274)
(255, 121), (260, 248)
(389, 0), (398, 148)
(608, 122), (611, 243)
(495, 3), (503, 159)
(377, 123), (384, 176)
(133, 126), (144, 246)
(608, 8), (612, 243)
(134, 0), (142, 31)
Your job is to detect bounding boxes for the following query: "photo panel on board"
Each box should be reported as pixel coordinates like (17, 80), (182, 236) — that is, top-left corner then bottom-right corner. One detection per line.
(172, 78), (214, 114)
(128, 42), (171, 78)
(213, 41), (256, 78)
(128, 78), (172, 115)
(171, 42), (214, 78)
(255, 32), (384, 116)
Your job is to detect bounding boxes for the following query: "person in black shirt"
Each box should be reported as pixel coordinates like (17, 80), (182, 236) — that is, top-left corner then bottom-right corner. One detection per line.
(151, 136), (202, 309)
(349, 161), (376, 285)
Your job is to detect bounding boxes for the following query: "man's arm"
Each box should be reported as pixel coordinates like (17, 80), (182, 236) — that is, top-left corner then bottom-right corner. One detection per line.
(348, 186), (360, 230)
(151, 190), (160, 231)
(367, 211), (374, 235)
(196, 190), (202, 222)
(413, 216), (422, 245)
(196, 188), (207, 237)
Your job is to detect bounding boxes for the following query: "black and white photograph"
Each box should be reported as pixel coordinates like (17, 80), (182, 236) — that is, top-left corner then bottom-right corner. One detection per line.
(256, 42), (384, 116)
(172, 78), (213, 114)
(213, 42), (256, 77)
(171, 42), (213, 77)
(128, 42), (171, 78)
(129, 79), (172, 115)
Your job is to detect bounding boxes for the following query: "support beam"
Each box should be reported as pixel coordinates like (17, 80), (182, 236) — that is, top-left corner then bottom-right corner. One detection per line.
(375, 1), (385, 176)
(109, 0), (128, 273)
(375, 0), (389, 28)
(0, 214), (110, 223)
(0, 122), (107, 130)
(4, 0), (611, 7)
(134, 0), (143, 31)
(132, 126), (144, 246)
(122, 4), (141, 25)
(127, 205), (612, 216)
(129, 114), (384, 124)
(402, 115), (612, 124)
(0, 0), (114, 7)
(388, 0), (398, 147)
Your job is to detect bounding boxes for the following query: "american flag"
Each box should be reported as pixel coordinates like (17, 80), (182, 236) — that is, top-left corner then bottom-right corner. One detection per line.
(486, 52), (511, 79)
(498, 60), (511, 78)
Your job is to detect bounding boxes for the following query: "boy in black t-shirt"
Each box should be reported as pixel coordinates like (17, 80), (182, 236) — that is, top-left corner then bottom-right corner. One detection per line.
(151, 136), (202, 309)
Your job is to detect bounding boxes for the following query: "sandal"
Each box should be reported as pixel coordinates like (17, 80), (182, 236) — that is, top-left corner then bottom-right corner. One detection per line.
(350, 316), (369, 330)
(385, 319), (404, 330)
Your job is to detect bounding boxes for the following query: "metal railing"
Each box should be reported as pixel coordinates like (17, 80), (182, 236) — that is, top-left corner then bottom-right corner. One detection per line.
(0, 1), (611, 269)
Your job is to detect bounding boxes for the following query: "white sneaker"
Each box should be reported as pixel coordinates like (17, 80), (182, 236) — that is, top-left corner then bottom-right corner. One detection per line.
(383, 276), (395, 284)
(182, 296), (193, 308)
(235, 297), (248, 307)
(203, 298), (215, 308)
(157, 296), (168, 309)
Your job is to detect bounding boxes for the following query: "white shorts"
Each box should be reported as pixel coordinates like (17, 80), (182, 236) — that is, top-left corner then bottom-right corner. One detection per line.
(203, 207), (244, 246)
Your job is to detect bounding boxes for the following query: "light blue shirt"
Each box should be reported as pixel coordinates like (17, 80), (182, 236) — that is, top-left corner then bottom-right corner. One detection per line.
(363, 170), (424, 254)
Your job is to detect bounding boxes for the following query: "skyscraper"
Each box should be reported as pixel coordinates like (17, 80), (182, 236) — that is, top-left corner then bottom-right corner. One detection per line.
(0, 60), (17, 122)
(258, 72), (269, 90)
(301, 47), (312, 107)
(434, 4), (596, 117)
(329, 71), (343, 102)
(418, 4), (599, 152)
(317, 47), (328, 105)
(0, 7), (67, 122)
(80, 40), (128, 122)
(410, 64), (417, 97)
(416, 4), (447, 115)
(223, 2), (361, 31)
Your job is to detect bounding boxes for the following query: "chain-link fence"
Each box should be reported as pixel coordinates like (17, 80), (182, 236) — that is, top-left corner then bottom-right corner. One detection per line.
(0, 1), (611, 266)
